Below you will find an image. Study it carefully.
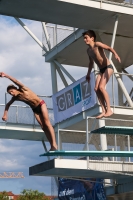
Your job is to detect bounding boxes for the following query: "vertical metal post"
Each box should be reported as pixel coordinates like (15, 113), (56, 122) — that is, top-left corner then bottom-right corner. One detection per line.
(118, 71), (123, 106)
(5, 93), (7, 124)
(112, 74), (115, 109)
(42, 22), (51, 50)
(50, 61), (58, 94)
(73, 28), (76, 32)
(120, 137), (125, 162)
(112, 148), (114, 162)
(109, 15), (119, 61)
(55, 25), (57, 45)
(16, 106), (18, 123)
(5, 93), (7, 105)
(99, 119), (111, 186)
(86, 117), (89, 169)
(53, 25), (57, 46)
(127, 135), (131, 162)
(57, 124), (61, 160)
(98, 119), (107, 161)
(114, 134), (117, 161)
(33, 114), (35, 129)
(86, 117), (89, 151)
(58, 126), (60, 151)
(108, 15), (118, 108)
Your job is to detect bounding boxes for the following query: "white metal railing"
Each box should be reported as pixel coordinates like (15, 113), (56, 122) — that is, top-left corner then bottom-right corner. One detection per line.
(1, 95), (54, 126)
(42, 25), (77, 54)
(55, 117), (133, 164)
(86, 117), (133, 162)
(94, 70), (133, 108)
(107, 0), (133, 4)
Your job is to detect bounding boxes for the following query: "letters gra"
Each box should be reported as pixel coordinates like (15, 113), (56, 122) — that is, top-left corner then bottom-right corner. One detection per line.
(57, 80), (91, 112)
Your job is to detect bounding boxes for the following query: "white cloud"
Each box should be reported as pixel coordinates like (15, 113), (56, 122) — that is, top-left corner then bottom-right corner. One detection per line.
(0, 16), (52, 104)
(0, 16), (53, 195)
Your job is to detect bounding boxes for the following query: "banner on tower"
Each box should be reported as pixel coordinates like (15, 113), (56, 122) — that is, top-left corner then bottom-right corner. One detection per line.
(58, 177), (106, 200)
(52, 72), (97, 124)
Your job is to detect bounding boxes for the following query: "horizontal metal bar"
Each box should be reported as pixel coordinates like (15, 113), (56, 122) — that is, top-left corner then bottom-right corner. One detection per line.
(0, 104), (53, 111)
(37, 95), (52, 98)
(95, 70), (133, 76)
(87, 116), (133, 122)
(61, 177), (111, 185)
(5, 93), (52, 98)
(46, 25), (74, 31)
(0, 104), (30, 108)
(59, 129), (86, 133)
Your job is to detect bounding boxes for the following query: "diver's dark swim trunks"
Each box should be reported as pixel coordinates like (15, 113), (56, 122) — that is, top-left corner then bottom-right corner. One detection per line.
(100, 64), (113, 74)
(32, 100), (45, 114)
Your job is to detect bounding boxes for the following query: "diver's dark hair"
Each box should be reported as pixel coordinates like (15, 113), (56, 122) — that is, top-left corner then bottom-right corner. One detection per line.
(82, 30), (96, 42)
(7, 84), (17, 92)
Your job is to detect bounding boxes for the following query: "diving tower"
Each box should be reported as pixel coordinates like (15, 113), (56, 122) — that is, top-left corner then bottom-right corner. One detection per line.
(0, 0), (133, 199)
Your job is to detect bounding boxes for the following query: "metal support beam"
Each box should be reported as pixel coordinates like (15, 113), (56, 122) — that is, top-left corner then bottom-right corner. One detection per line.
(127, 135), (131, 162)
(15, 17), (48, 52)
(117, 70), (123, 106)
(97, 29), (133, 107)
(55, 66), (69, 87)
(122, 68), (133, 82)
(109, 15), (119, 61)
(42, 22), (51, 50)
(98, 119), (108, 161)
(120, 138), (126, 162)
(111, 61), (133, 107)
(53, 25), (57, 46)
(54, 60), (76, 83)
(50, 62), (58, 94)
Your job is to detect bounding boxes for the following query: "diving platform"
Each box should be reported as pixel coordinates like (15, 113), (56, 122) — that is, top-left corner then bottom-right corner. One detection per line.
(91, 126), (133, 135)
(0, 0), (133, 29)
(0, 122), (47, 141)
(53, 105), (133, 133)
(40, 150), (133, 157)
(29, 158), (133, 179)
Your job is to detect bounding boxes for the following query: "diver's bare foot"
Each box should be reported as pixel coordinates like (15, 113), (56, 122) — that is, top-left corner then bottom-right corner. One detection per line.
(96, 112), (105, 119)
(104, 110), (113, 118)
(49, 146), (58, 151)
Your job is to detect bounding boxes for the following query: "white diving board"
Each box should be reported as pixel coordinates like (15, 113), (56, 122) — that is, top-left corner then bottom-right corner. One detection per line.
(91, 126), (133, 135)
(40, 151), (133, 157)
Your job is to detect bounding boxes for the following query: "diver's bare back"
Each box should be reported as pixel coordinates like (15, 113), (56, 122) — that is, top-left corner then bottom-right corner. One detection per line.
(16, 86), (41, 108)
(87, 44), (110, 68)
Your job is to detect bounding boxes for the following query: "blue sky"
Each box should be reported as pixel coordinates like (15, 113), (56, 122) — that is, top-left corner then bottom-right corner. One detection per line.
(0, 15), (87, 195)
